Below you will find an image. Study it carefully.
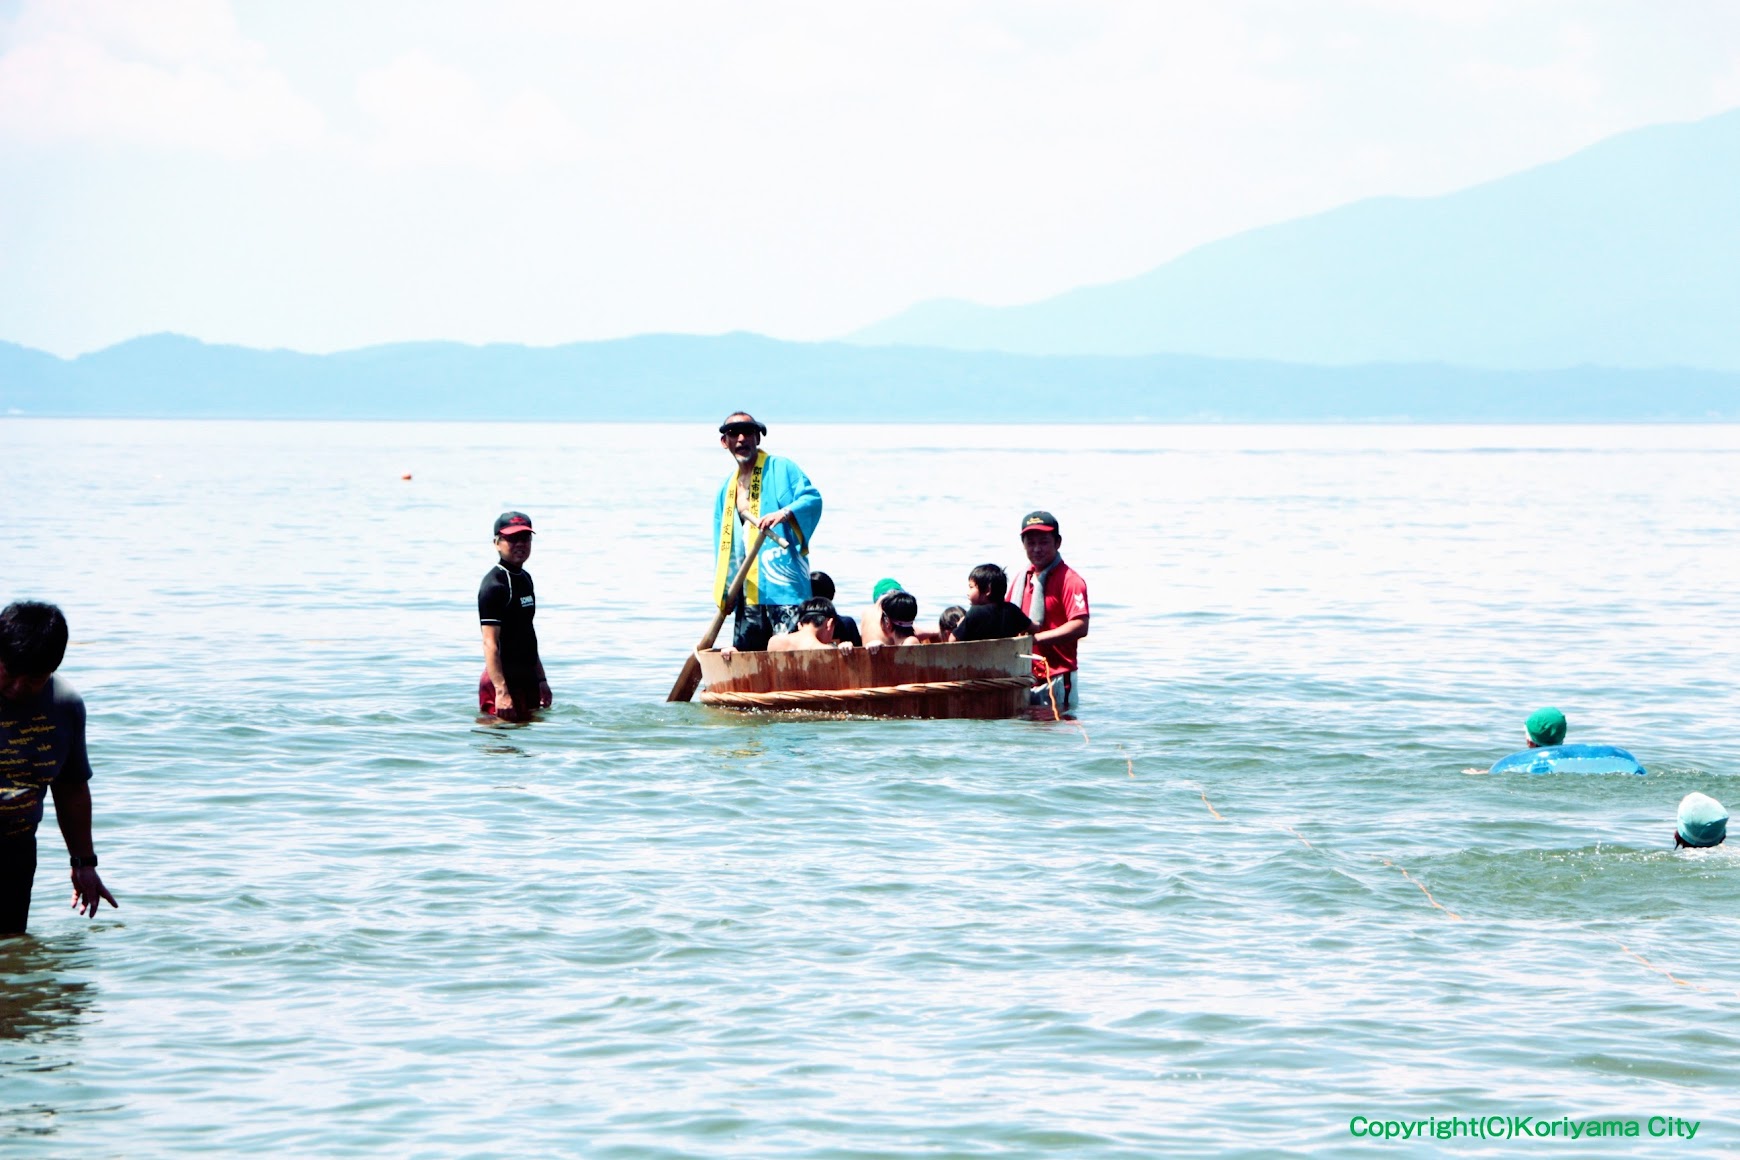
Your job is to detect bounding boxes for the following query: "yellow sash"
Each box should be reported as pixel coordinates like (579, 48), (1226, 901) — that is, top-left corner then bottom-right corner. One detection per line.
(713, 451), (765, 608)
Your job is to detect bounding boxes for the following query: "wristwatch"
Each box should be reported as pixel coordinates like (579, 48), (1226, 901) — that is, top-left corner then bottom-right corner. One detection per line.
(70, 853), (98, 869)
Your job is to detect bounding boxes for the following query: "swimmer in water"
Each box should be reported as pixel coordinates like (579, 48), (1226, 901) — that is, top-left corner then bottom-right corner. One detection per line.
(1523, 706), (1567, 748)
(1466, 705), (1568, 774)
(1675, 792), (1728, 849)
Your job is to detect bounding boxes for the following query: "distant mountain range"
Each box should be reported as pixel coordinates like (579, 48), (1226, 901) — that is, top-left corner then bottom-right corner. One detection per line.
(6, 108), (1740, 421)
(5, 332), (1740, 421)
(850, 107), (1740, 371)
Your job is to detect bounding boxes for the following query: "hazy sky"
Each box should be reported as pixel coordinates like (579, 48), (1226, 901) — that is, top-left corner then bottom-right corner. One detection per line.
(3, 0), (1739, 356)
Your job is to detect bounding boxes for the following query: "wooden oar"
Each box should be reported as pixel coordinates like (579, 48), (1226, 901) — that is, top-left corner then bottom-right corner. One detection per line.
(667, 524), (769, 702)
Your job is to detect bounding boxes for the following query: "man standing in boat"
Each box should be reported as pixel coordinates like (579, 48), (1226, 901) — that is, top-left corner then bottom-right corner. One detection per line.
(1009, 511), (1089, 710)
(714, 413), (823, 650)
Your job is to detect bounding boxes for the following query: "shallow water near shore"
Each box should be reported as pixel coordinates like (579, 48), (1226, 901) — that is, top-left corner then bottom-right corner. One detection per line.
(2, 419), (1739, 1156)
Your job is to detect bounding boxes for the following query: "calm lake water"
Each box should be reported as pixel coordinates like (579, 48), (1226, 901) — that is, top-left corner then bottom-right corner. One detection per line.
(2, 420), (1738, 1156)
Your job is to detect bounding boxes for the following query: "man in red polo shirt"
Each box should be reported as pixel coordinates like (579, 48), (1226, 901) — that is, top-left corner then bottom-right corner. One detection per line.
(1009, 510), (1089, 710)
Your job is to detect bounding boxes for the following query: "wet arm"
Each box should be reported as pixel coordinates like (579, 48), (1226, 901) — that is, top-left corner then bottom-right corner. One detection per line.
(51, 776), (96, 861)
(50, 777), (117, 916)
(481, 624), (512, 710)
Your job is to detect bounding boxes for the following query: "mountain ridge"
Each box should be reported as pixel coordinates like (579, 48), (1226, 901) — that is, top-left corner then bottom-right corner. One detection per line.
(5, 332), (1739, 422)
(848, 108), (1740, 370)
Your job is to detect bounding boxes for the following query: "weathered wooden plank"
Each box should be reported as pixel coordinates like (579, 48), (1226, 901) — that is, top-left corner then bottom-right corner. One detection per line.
(695, 636), (1035, 719)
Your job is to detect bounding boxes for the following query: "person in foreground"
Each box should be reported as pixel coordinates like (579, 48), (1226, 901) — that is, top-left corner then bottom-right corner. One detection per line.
(808, 573), (861, 646)
(0, 601), (118, 935)
(478, 511), (550, 722)
(953, 564), (1033, 643)
(714, 413), (823, 650)
(1009, 511), (1089, 709)
(1675, 792), (1727, 849)
(768, 598), (853, 653)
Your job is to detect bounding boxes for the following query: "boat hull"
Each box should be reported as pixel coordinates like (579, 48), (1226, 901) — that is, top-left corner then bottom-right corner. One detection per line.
(696, 636), (1035, 719)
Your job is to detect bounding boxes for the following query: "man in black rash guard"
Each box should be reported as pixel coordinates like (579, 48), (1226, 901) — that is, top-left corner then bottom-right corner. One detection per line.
(478, 511), (551, 722)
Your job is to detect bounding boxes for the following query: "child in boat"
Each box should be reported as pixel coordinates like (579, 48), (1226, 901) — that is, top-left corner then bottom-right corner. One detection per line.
(953, 564), (1034, 642)
(768, 597), (854, 653)
(808, 572), (862, 646)
(869, 591), (923, 647)
(938, 606), (966, 641)
(858, 577), (903, 647)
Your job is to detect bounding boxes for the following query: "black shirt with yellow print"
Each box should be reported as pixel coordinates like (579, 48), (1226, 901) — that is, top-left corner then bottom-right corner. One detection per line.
(0, 676), (93, 841)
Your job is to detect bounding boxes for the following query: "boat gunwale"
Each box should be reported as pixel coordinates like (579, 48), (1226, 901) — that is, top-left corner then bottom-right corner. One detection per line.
(694, 635), (1035, 719)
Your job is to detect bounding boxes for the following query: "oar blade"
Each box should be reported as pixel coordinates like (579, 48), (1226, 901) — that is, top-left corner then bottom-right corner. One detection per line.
(667, 652), (704, 702)
(668, 523), (766, 704)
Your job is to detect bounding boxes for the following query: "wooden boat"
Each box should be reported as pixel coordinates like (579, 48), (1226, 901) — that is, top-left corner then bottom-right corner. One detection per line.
(696, 635), (1036, 719)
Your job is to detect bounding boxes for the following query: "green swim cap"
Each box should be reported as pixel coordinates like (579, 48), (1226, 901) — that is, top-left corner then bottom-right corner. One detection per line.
(1677, 792), (1728, 848)
(872, 577), (903, 602)
(1526, 706), (1567, 747)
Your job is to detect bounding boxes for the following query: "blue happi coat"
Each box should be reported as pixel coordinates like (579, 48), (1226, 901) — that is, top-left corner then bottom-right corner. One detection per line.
(712, 451), (823, 609)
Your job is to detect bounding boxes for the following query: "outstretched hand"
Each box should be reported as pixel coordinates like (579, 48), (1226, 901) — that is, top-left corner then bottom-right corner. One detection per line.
(70, 867), (117, 918)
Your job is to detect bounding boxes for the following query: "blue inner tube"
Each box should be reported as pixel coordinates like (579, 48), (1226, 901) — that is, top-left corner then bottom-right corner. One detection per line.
(1488, 743), (1646, 776)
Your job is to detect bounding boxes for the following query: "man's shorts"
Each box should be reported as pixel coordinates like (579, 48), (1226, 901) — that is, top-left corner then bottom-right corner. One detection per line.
(478, 670), (543, 721)
(1, 832), (37, 935)
(1029, 670), (1076, 713)
(732, 603), (800, 651)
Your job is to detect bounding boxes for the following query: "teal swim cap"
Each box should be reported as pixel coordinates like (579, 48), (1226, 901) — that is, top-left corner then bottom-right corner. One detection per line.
(1677, 792), (1728, 848)
(1526, 706), (1567, 747)
(872, 578), (903, 602)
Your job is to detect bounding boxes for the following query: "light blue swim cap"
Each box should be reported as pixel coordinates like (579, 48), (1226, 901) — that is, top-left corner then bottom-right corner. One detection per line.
(1677, 792), (1728, 848)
